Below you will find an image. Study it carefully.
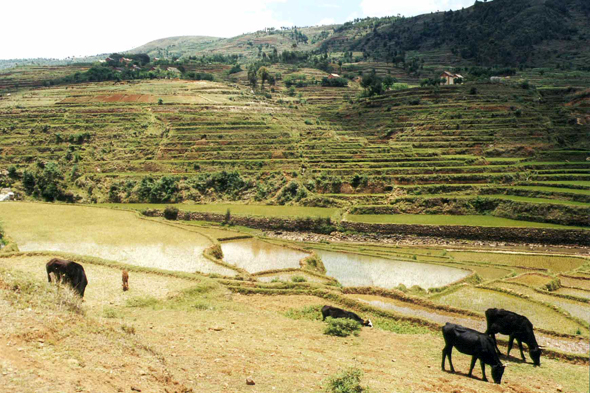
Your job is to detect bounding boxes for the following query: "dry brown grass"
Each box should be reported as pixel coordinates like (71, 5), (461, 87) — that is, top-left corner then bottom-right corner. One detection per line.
(0, 256), (588, 393)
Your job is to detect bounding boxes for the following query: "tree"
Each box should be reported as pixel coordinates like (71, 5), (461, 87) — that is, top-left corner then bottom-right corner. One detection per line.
(383, 75), (397, 90)
(247, 64), (259, 88)
(257, 67), (270, 89)
(360, 70), (384, 96)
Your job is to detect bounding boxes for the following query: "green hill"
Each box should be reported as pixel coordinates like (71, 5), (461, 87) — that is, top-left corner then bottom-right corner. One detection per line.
(321, 0), (590, 68)
(126, 25), (339, 61)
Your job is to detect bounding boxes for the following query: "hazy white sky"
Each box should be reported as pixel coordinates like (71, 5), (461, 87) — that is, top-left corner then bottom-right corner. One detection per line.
(1, 0), (475, 59)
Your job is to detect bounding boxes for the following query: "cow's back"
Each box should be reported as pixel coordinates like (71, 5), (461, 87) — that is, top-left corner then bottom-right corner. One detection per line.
(486, 308), (531, 335)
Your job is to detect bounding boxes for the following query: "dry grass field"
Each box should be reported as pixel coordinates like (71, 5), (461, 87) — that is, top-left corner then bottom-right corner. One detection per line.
(1, 254), (588, 393)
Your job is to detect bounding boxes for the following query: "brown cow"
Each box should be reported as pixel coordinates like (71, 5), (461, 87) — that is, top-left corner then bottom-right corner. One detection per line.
(122, 270), (129, 291)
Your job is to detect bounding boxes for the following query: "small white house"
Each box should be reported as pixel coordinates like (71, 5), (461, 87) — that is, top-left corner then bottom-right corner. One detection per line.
(440, 71), (463, 85)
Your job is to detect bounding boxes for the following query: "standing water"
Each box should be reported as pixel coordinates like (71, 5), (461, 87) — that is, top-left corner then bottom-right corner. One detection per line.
(221, 238), (308, 273)
(315, 249), (470, 290)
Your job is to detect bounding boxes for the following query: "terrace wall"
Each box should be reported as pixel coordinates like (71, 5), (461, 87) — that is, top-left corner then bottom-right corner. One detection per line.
(142, 208), (589, 246)
(340, 221), (590, 246)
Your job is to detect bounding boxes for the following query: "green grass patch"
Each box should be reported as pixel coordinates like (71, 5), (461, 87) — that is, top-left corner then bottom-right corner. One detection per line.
(346, 214), (585, 229)
(285, 304), (323, 321)
(98, 203), (340, 219)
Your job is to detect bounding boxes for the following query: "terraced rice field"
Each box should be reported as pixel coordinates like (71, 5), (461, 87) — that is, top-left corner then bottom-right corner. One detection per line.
(345, 214), (584, 228)
(448, 251), (587, 273)
(100, 203), (339, 219)
(1, 75), (588, 229)
(220, 238), (309, 273)
(315, 249), (470, 289)
(432, 286), (586, 335)
(0, 202), (236, 276)
(490, 281), (590, 323)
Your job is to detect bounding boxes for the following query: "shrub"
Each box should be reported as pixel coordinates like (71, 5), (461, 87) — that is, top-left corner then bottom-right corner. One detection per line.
(325, 368), (372, 393)
(470, 87), (478, 95)
(321, 77), (349, 87)
(324, 317), (361, 337)
(137, 176), (178, 203)
(291, 275), (307, 283)
(7, 165), (18, 179)
(158, 98), (163, 105)
(223, 208), (231, 224)
(163, 205), (179, 220)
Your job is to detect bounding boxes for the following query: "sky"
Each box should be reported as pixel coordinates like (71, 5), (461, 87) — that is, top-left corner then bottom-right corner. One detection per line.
(0, 0), (476, 60)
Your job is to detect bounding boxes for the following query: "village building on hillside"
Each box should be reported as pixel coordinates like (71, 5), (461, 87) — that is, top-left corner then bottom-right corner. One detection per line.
(440, 71), (463, 85)
(328, 73), (341, 79)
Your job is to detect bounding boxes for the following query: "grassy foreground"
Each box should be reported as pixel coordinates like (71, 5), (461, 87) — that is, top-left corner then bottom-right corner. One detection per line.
(0, 254), (588, 393)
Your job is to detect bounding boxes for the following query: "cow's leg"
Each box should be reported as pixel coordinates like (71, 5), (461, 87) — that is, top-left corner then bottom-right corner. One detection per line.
(480, 360), (488, 382)
(518, 339), (526, 361)
(442, 345), (454, 372)
(507, 336), (515, 357)
(442, 346), (452, 371)
(490, 333), (501, 355)
(47, 269), (52, 283)
(448, 348), (455, 372)
(468, 355), (477, 377)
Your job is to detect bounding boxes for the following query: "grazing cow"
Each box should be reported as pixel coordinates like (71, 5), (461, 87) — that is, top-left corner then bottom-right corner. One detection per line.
(122, 270), (129, 292)
(46, 258), (88, 298)
(321, 305), (373, 327)
(442, 323), (506, 384)
(485, 308), (542, 366)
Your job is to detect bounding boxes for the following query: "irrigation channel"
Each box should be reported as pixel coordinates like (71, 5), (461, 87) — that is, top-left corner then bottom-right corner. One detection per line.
(1, 202), (588, 357)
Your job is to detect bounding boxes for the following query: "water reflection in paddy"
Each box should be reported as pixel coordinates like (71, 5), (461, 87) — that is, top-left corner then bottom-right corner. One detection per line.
(221, 238), (308, 273)
(315, 249), (470, 290)
(0, 203), (236, 276)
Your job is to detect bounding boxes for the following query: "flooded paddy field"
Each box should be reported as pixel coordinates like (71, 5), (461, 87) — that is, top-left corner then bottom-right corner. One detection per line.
(0, 202), (236, 276)
(315, 249), (470, 290)
(220, 238), (309, 273)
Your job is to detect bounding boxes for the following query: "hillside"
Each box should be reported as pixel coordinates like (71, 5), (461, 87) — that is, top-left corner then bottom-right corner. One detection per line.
(0, 72), (588, 230)
(321, 0), (590, 68)
(127, 25), (339, 61)
(127, 36), (225, 58)
(121, 0), (590, 70)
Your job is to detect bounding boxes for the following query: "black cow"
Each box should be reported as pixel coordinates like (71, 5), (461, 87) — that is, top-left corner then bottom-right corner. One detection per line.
(485, 308), (542, 366)
(442, 323), (506, 384)
(321, 305), (373, 327)
(46, 258), (88, 298)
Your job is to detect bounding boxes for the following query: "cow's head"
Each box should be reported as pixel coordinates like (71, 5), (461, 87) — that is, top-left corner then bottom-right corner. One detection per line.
(364, 319), (373, 328)
(491, 363), (505, 384)
(530, 347), (542, 367)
